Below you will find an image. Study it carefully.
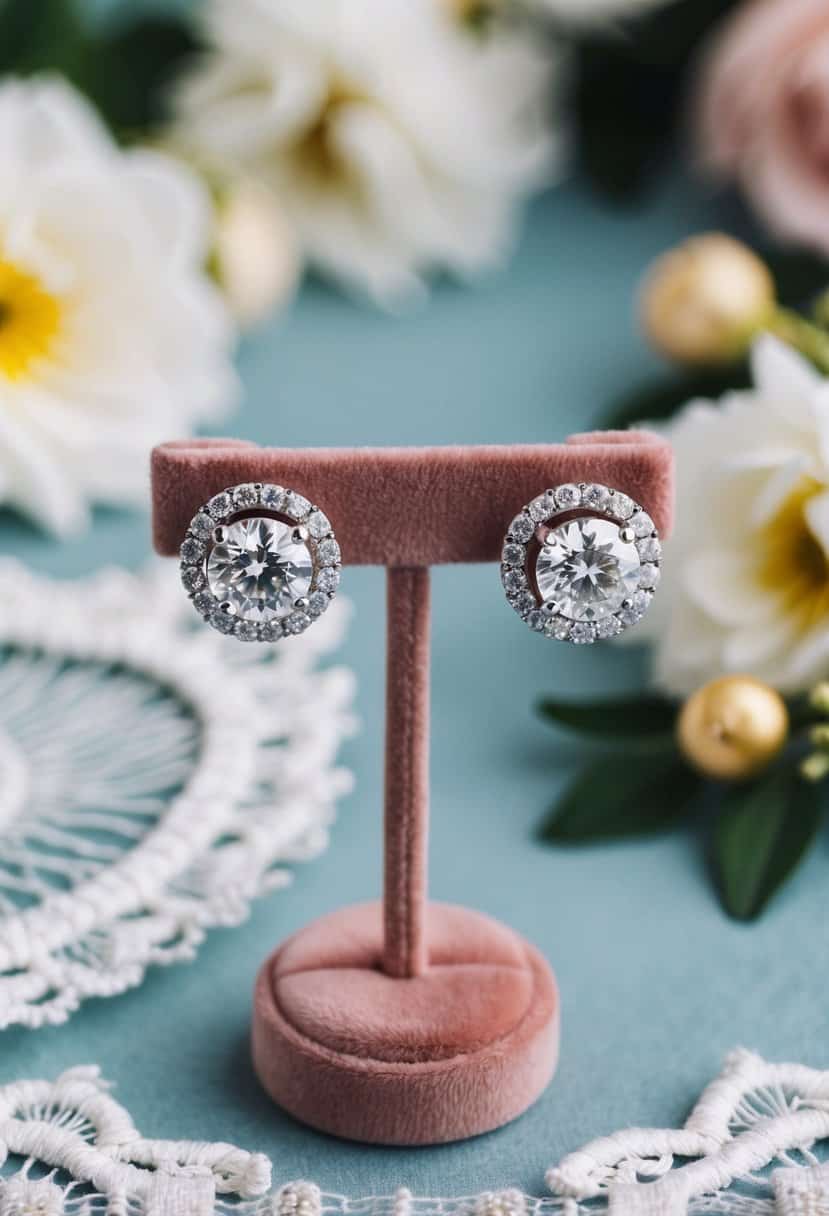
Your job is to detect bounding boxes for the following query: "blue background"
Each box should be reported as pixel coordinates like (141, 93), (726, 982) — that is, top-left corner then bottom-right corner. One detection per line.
(1, 150), (826, 1195)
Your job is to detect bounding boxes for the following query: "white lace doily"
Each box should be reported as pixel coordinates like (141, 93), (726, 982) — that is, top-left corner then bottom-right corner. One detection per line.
(0, 559), (356, 1030)
(0, 1052), (827, 1216)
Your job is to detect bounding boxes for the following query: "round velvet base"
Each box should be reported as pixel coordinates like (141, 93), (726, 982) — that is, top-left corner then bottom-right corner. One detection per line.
(251, 901), (560, 1145)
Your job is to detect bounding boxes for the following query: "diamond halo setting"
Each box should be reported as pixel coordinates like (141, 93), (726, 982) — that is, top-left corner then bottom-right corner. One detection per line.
(180, 483), (341, 641)
(501, 483), (661, 644)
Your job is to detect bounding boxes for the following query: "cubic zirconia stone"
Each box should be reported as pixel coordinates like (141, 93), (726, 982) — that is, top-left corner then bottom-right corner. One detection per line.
(619, 591), (651, 626)
(207, 492), (232, 519)
(307, 590), (330, 616)
(503, 568), (527, 595)
(510, 514), (535, 543)
(610, 492), (635, 521)
(630, 510), (654, 539)
(570, 622), (597, 644)
(534, 517), (641, 622)
(190, 512), (214, 538)
(260, 619), (284, 641)
(307, 510), (330, 539)
(527, 610), (546, 631)
(545, 616), (571, 640)
(284, 491), (311, 520)
(512, 591), (536, 616)
(211, 609), (236, 634)
(234, 620), (259, 642)
(285, 612), (311, 635)
(317, 538), (341, 566)
(639, 563), (660, 589)
(261, 484), (284, 509)
(582, 483), (610, 510)
(637, 537), (662, 562)
(207, 516), (313, 623)
(233, 483), (260, 508)
(502, 542), (525, 566)
(529, 492), (556, 522)
(595, 616), (623, 640)
(193, 590), (213, 615)
(317, 566), (340, 593)
(181, 565), (204, 594)
(555, 484), (580, 509)
(180, 537), (204, 564)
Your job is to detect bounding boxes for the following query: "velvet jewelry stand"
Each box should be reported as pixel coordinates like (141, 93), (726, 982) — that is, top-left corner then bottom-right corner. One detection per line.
(151, 433), (673, 1146)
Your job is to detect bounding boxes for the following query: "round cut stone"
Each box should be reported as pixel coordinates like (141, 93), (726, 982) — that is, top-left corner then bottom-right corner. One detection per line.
(207, 516), (313, 623)
(534, 517), (641, 622)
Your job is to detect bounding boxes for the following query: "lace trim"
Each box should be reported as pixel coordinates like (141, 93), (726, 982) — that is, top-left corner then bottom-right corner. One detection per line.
(0, 559), (356, 1030)
(1, 1052), (829, 1215)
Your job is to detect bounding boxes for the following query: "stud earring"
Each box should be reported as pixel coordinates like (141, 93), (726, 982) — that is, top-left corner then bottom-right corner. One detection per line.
(180, 483), (341, 641)
(500, 483), (661, 644)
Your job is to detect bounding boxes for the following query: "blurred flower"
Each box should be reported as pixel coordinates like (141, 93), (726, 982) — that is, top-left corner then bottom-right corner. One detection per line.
(639, 335), (829, 695)
(530, 0), (671, 24)
(0, 76), (237, 537)
(213, 179), (301, 328)
(173, 0), (558, 305)
(640, 234), (775, 365)
(695, 0), (829, 257)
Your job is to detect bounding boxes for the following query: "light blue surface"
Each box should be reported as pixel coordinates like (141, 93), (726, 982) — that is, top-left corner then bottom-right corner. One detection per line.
(2, 172), (827, 1197)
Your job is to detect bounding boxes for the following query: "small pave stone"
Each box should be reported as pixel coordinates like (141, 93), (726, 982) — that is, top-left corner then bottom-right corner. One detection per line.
(181, 565), (204, 593)
(180, 537), (204, 564)
(317, 538), (341, 566)
(595, 616), (623, 640)
(502, 542), (525, 566)
(610, 492), (635, 521)
(555, 484), (581, 509)
(190, 512), (214, 538)
(526, 610), (546, 632)
(208, 492), (233, 519)
(529, 492), (556, 522)
(233, 483), (260, 508)
(620, 591), (651, 625)
(193, 590), (213, 615)
(317, 566), (340, 594)
(234, 620), (260, 642)
(211, 609), (236, 634)
(582, 483), (610, 510)
(260, 620), (284, 642)
(638, 537), (662, 562)
(503, 568), (527, 595)
(307, 510), (331, 539)
(639, 563), (660, 589)
(308, 590), (330, 616)
(545, 616), (572, 640)
(284, 491), (311, 520)
(261, 484), (284, 509)
(512, 591), (536, 616)
(285, 613), (311, 635)
(570, 622), (597, 644)
(630, 511), (655, 539)
(510, 514), (535, 543)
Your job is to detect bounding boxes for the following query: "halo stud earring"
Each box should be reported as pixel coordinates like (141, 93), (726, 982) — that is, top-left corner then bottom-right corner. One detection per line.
(500, 483), (661, 644)
(180, 483), (341, 641)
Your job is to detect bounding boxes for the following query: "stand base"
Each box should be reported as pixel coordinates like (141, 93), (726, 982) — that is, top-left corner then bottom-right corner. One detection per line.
(252, 901), (559, 1145)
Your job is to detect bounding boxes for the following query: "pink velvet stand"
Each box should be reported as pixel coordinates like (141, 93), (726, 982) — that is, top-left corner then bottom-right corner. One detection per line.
(151, 434), (673, 1146)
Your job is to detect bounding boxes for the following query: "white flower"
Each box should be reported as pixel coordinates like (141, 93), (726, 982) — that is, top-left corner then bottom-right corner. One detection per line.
(214, 179), (301, 328)
(0, 76), (238, 537)
(173, 0), (558, 305)
(529, 0), (670, 25)
(640, 335), (829, 695)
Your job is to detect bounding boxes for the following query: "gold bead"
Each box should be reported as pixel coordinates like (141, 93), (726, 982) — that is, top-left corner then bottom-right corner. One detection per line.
(640, 233), (775, 365)
(677, 675), (788, 781)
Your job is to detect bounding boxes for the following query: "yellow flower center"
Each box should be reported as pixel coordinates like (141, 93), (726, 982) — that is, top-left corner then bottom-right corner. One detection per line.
(0, 258), (61, 381)
(756, 478), (829, 634)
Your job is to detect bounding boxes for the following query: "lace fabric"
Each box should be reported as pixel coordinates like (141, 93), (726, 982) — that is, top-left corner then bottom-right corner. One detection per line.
(0, 559), (356, 1030)
(1, 1053), (828, 1216)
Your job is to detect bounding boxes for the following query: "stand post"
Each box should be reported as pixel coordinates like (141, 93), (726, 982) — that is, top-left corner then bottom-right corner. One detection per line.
(382, 566), (430, 978)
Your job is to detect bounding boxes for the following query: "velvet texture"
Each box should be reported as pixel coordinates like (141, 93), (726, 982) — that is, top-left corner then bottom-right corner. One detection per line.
(252, 902), (560, 1145)
(151, 434), (673, 563)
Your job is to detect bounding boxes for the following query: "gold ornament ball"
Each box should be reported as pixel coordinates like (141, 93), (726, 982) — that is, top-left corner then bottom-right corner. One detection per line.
(640, 233), (775, 366)
(677, 675), (789, 781)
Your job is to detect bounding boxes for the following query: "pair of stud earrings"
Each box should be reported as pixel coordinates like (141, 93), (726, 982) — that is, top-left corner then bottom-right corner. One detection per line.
(179, 480), (661, 645)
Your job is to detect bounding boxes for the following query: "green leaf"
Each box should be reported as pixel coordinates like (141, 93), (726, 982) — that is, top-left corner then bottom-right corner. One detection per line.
(0, 0), (88, 80)
(539, 750), (700, 843)
(713, 765), (821, 921)
(538, 694), (677, 742)
(601, 363), (752, 430)
(763, 249), (829, 309)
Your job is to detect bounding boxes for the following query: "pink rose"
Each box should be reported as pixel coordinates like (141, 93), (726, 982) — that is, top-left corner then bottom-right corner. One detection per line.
(695, 0), (829, 255)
